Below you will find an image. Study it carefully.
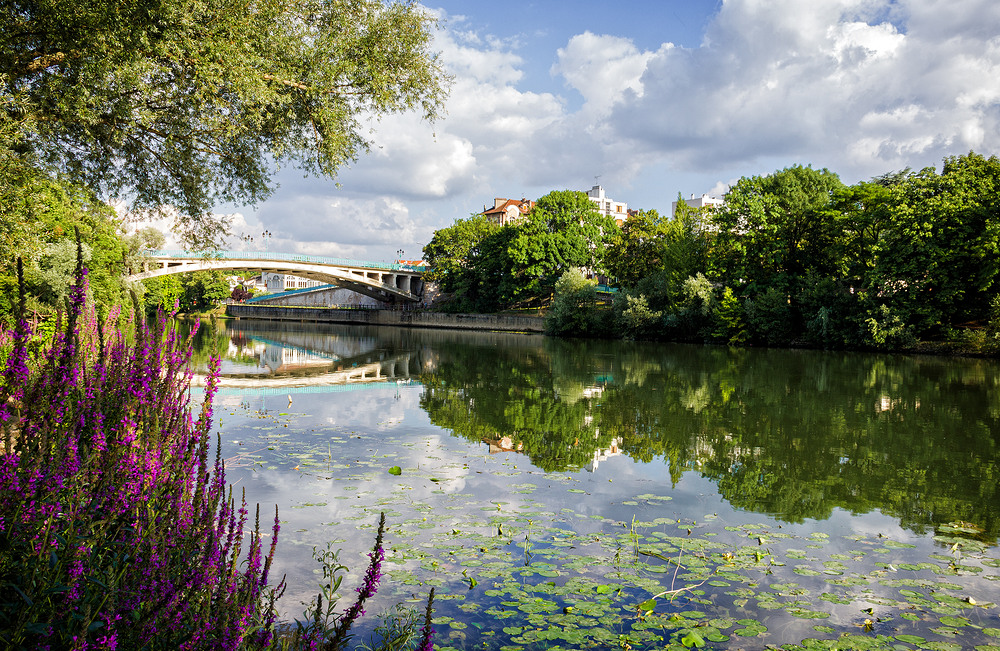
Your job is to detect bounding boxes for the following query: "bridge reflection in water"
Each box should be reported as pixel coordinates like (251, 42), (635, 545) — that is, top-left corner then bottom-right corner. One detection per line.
(190, 319), (429, 393)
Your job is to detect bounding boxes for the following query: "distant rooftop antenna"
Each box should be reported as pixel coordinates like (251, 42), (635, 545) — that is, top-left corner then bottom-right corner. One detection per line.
(594, 175), (602, 186)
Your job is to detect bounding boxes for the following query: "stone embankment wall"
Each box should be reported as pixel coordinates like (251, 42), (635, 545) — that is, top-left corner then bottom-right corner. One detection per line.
(226, 304), (545, 333)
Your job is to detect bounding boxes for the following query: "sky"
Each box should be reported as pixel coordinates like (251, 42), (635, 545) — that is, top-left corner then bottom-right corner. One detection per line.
(155, 0), (1000, 262)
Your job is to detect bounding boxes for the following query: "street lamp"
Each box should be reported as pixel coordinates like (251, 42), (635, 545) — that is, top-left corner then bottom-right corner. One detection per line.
(396, 248), (404, 263)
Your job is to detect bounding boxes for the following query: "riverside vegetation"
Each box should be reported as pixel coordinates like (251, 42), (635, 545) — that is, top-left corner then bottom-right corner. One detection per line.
(424, 153), (1000, 354)
(0, 254), (435, 650)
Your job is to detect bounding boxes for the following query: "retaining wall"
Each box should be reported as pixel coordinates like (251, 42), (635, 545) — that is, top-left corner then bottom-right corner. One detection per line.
(226, 304), (545, 333)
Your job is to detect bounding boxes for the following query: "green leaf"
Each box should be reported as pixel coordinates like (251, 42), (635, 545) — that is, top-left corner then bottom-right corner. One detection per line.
(387, 466), (402, 476)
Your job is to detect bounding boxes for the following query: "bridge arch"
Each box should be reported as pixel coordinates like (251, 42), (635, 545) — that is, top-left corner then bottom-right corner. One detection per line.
(126, 250), (426, 303)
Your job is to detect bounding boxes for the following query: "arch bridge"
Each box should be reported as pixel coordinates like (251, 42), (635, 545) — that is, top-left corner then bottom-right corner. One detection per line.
(127, 250), (427, 303)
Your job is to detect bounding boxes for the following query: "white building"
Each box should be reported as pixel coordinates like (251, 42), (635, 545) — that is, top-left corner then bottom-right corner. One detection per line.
(262, 272), (325, 292)
(586, 185), (628, 225)
(671, 193), (725, 217)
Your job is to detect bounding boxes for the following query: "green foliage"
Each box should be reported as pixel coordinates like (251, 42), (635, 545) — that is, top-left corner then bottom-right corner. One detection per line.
(424, 219), (520, 313)
(710, 165), (844, 300)
(605, 209), (669, 287)
(744, 286), (795, 346)
(509, 190), (616, 301)
(859, 153), (1000, 337)
(422, 214), (501, 293)
(797, 273), (861, 348)
(142, 275), (185, 314)
(3, 0), (450, 247)
(711, 287), (747, 345)
(615, 294), (663, 340)
(25, 239), (92, 306)
(423, 152), (1000, 353)
(863, 304), (917, 350)
(545, 268), (609, 337)
(181, 270), (231, 312)
(0, 175), (130, 321)
(141, 271), (229, 314)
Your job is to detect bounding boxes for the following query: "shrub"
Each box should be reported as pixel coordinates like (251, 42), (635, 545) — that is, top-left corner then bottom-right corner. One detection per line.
(546, 269), (610, 337)
(744, 286), (794, 346)
(0, 257), (283, 649)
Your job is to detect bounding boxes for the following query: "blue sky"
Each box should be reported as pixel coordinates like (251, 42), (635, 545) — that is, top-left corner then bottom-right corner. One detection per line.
(158, 0), (1000, 262)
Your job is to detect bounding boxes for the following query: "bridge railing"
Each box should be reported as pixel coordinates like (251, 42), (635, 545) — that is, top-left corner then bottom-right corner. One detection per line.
(148, 249), (429, 272)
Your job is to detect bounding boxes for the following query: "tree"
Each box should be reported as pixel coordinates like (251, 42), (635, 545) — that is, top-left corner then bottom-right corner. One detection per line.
(604, 209), (670, 288)
(546, 268), (606, 337)
(180, 270), (230, 312)
(869, 153), (1000, 335)
(2, 0), (450, 247)
(422, 214), (502, 293)
(710, 165), (844, 295)
(508, 190), (616, 302)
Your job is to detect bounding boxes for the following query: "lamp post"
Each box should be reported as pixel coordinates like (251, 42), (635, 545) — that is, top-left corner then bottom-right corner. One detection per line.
(396, 248), (404, 264)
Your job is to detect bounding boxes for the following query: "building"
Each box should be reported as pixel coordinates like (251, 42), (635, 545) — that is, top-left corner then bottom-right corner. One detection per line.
(482, 197), (535, 226)
(262, 272), (325, 292)
(671, 193), (725, 217)
(586, 185), (628, 225)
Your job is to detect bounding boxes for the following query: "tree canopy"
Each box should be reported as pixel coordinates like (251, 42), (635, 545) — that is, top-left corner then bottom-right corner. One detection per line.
(2, 0), (450, 247)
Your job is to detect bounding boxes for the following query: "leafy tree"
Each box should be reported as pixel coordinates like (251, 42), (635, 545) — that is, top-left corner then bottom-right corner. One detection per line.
(659, 199), (712, 301)
(605, 208), (670, 287)
(423, 217), (520, 312)
(866, 153), (1000, 336)
(710, 165), (844, 301)
(614, 293), (663, 340)
(2, 0), (450, 247)
(142, 275), (185, 314)
(180, 270), (230, 312)
(1, 175), (130, 319)
(711, 286), (747, 345)
(508, 190), (616, 302)
(422, 214), (502, 294)
(26, 239), (92, 307)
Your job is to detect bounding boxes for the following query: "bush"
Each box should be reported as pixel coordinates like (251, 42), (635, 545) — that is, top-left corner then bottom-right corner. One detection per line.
(862, 304), (917, 350)
(546, 269), (610, 337)
(744, 286), (794, 346)
(615, 294), (662, 340)
(0, 262), (283, 649)
(0, 254), (437, 650)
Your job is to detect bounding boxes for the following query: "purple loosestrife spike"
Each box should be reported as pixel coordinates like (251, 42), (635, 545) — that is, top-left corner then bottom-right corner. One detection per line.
(324, 512), (386, 650)
(416, 587), (436, 651)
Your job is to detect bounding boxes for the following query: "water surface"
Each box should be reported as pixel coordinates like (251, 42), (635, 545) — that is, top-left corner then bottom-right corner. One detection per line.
(191, 319), (1000, 649)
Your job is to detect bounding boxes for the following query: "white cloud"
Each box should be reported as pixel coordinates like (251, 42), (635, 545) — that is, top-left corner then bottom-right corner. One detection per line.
(551, 32), (665, 113)
(604, 0), (1000, 180)
(246, 0), (1000, 259)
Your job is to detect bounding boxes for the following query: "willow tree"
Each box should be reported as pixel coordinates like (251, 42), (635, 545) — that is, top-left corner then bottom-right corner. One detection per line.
(2, 0), (450, 247)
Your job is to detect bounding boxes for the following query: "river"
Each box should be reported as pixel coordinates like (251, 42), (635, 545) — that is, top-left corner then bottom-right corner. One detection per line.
(187, 318), (1000, 650)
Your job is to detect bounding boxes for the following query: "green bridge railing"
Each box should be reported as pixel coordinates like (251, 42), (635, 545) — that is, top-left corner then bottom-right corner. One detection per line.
(149, 250), (429, 272)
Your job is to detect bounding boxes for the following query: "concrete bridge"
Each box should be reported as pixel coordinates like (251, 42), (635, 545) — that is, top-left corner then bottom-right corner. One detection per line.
(126, 250), (427, 303)
(190, 350), (424, 391)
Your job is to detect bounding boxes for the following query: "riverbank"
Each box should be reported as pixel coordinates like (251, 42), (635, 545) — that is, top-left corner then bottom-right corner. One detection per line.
(225, 303), (545, 333)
